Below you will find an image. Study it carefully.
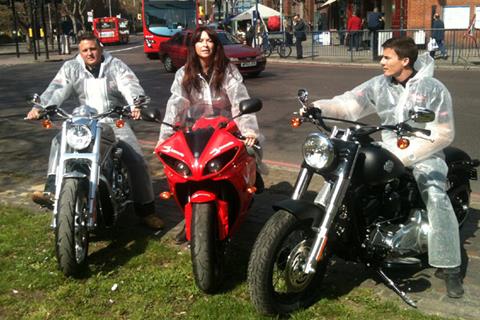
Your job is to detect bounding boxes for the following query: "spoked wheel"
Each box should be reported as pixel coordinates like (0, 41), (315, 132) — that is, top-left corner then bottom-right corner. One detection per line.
(448, 181), (471, 228)
(262, 44), (272, 57)
(163, 55), (176, 73)
(191, 202), (224, 293)
(248, 210), (328, 315)
(277, 44), (292, 58)
(55, 178), (89, 276)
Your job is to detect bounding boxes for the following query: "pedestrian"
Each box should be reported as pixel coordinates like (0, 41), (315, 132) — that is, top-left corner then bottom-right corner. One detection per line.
(431, 13), (448, 59)
(26, 32), (164, 230)
(310, 36), (463, 298)
(155, 26), (266, 243)
(245, 23), (254, 47)
(293, 14), (307, 59)
(367, 7), (384, 58)
(347, 10), (362, 51)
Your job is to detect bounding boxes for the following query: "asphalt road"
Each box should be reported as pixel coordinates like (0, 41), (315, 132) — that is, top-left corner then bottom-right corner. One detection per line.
(1, 37), (479, 192)
(1, 37), (480, 319)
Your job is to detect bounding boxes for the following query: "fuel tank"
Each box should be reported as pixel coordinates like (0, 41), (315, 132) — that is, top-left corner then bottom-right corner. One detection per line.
(352, 144), (405, 185)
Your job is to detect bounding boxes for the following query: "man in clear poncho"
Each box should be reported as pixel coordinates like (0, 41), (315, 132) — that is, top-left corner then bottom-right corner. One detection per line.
(26, 32), (164, 229)
(310, 37), (463, 298)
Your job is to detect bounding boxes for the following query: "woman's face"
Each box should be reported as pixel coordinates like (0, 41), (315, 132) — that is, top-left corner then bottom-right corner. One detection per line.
(195, 31), (215, 62)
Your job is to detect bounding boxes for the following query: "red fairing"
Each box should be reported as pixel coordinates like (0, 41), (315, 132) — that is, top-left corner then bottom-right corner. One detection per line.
(155, 116), (257, 241)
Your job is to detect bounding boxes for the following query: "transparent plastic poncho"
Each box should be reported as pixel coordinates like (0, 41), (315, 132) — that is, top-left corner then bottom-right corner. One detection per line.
(159, 64), (262, 143)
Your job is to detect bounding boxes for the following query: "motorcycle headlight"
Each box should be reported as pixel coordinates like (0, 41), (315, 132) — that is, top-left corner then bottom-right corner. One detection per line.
(66, 125), (93, 150)
(302, 133), (335, 170)
(174, 161), (191, 177)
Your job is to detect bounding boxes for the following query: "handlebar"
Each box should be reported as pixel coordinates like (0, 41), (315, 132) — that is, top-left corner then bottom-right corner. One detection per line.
(298, 106), (433, 142)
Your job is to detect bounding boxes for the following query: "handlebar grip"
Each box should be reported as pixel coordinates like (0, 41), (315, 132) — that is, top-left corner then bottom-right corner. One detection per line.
(415, 128), (431, 136)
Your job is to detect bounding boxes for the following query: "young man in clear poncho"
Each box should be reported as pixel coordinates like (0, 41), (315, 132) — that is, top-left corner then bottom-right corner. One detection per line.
(26, 32), (164, 230)
(309, 37), (463, 298)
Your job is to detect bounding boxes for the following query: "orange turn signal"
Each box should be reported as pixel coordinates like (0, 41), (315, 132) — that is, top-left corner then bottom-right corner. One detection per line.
(116, 119), (125, 128)
(247, 186), (257, 194)
(397, 137), (410, 149)
(290, 117), (302, 128)
(41, 119), (53, 129)
(159, 191), (172, 200)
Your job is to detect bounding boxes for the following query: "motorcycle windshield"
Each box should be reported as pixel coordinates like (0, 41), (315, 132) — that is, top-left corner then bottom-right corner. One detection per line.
(184, 127), (215, 158)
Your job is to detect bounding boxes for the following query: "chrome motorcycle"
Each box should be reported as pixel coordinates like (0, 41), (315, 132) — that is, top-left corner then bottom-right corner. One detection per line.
(247, 89), (479, 314)
(29, 95), (150, 276)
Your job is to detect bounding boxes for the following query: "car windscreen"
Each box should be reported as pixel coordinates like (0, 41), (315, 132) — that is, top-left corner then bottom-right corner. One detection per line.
(96, 21), (115, 30)
(217, 32), (242, 46)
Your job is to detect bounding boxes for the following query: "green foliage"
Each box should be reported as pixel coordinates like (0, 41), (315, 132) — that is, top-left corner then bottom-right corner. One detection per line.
(0, 204), (454, 319)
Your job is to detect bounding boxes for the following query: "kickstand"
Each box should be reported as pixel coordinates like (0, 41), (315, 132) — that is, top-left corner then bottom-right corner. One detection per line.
(376, 268), (417, 308)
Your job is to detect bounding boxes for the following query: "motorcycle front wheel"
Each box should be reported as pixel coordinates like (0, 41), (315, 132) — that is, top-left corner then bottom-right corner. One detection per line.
(55, 178), (89, 277)
(248, 210), (328, 315)
(191, 202), (223, 293)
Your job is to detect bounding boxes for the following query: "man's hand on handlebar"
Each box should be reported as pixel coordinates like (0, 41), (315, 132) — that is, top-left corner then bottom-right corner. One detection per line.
(131, 107), (142, 120)
(244, 133), (257, 147)
(26, 107), (41, 120)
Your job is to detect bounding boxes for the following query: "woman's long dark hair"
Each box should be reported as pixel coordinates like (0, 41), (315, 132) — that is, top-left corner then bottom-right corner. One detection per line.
(182, 26), (229, 94)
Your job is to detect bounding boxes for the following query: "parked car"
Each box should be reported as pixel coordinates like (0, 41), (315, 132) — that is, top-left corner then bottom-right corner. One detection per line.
(159, 30), (267, 77)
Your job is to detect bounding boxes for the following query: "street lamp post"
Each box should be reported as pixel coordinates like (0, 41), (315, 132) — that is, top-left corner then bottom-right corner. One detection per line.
(109, 0), (112, 16)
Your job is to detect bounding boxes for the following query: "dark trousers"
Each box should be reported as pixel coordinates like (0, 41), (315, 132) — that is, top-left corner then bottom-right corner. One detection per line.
(369, 29), (379, 58)
(348, 31), (360, 51)
(295, 38), (303, 58)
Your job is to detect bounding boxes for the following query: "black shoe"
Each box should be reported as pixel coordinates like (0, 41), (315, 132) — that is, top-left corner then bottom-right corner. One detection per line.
(255, 172), (265, 194)
(175, 227), (187, 245)
(434, 268), (445, 280)
(443, 268), (464, 298)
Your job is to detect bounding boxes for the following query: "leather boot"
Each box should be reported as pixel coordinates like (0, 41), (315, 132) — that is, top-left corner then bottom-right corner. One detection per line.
(443, 267), (464, 298)
(32, 175), (55, 207)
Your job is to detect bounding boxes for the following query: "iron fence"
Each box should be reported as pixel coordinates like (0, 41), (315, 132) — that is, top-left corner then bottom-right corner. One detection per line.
(267, 28), (480, 66)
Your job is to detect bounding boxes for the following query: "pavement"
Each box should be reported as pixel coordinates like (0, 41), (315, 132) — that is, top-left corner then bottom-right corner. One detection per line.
(1, 39), (480, 319)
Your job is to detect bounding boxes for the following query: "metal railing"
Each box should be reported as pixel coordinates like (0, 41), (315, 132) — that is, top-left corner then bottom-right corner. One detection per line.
(266, 28), (480, 66)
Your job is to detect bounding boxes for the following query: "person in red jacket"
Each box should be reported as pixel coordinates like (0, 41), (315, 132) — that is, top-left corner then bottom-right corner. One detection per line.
(347, 10), (363, 51)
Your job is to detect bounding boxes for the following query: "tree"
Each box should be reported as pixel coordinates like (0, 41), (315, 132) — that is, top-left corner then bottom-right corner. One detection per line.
(61, 0), (90, 35)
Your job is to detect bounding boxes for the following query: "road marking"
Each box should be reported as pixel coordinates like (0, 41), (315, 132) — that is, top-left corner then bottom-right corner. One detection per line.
(108, 45), (143, 53)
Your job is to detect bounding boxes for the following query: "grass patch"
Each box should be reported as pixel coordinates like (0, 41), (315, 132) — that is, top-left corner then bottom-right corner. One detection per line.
(0, 204), (455, 319)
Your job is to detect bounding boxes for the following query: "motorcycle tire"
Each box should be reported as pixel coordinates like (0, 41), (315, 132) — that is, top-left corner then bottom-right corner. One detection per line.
(447, 180), (471, 228)
(55, 178), (89, 277)
(277, 44), (292, 58)
(191, 202), (223, 293)
(248, 209), (329, 316)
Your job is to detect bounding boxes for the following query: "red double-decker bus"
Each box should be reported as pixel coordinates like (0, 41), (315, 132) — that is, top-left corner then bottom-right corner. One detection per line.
(93, 17), (130, 44)
(142, 0), (198, 59)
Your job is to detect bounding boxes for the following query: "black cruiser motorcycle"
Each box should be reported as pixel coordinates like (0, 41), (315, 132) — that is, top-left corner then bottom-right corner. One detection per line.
(247, 89), (479, 315)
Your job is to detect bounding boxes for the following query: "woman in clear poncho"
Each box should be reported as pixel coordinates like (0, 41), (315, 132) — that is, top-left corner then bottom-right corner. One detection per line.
(157, 26), (265, 167)
(310, 37), (463, 298)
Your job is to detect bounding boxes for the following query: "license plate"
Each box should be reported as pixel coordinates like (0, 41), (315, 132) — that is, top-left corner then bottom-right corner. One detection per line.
(240, 61), (257, 67)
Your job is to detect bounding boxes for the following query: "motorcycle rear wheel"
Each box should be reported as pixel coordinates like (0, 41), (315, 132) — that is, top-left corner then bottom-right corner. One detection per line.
(248, 210), (328, 315)
(191, 202), (223, 293)
(448, 180), (471, 227)
(55, 178), (89, 277)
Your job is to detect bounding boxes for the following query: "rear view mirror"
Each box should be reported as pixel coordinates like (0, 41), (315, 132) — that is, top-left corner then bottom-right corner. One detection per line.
(409, 108), (435, 123)
(141, 108), (162, 122)
(297, 88), (308, 104)
(134, 95), (151, 106)
(238, 98), (262, 116)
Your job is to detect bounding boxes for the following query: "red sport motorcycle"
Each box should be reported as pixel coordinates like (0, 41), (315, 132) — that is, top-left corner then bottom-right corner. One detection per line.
(142, 98), (263, 292)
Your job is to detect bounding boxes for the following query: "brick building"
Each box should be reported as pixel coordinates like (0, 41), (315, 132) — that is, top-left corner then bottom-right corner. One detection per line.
(256, 0), (479, 31)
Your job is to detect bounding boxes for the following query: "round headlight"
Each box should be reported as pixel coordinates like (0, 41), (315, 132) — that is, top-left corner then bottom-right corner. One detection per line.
(66, 125), (92, 150)
(175, 161), (191, 177)
(206, 159), (223, 174)
(302, 133), (335, 170)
